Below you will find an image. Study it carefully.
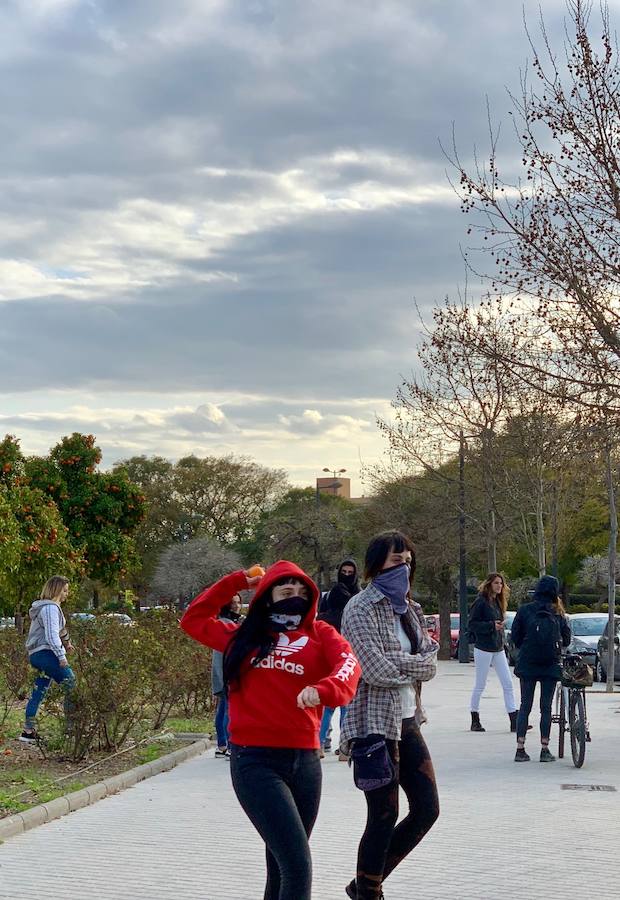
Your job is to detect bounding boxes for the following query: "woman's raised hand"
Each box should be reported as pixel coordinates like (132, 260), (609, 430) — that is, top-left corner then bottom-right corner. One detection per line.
(245, 565), (265, 588)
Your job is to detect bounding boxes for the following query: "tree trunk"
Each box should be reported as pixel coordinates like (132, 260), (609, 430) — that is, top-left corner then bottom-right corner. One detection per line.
(92, 587), (100, 610)
(536, 477), (546, 577)
(437, 567), (453, 661)
(605, 446), (617, 693)
(487, 507), (497, 573)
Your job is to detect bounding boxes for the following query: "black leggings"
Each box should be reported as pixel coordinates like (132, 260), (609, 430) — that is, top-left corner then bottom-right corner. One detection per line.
(517, 677), (558, 741)
(355, 717), (439, 900)
(229, 745), (322, 900)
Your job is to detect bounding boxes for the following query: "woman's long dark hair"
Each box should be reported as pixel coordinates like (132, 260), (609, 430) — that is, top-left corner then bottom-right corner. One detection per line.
(223, 592), (276, 690)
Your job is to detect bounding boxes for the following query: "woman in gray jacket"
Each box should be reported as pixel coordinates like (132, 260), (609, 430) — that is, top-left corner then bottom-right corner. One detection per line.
(341, 531), (439, 900)
(21, 575), (75, 743)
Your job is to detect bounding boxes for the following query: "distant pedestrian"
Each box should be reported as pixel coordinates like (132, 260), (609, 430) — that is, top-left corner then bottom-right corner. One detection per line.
(468, 573), (519, 732)
(511, 575), (571, 763)
(317, 558), (360, 755)
(21, 575), (76, 744)
(211, 594), (242, 757)
(180, 561), (360, 900)
(341, 531), (439, 900)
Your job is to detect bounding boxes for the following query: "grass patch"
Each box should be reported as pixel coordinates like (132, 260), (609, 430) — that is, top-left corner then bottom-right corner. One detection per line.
(0, 768), (85, 815)
(165, 715), (212, 733)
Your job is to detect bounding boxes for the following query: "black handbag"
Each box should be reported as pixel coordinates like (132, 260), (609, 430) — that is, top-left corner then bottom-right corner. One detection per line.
(350, 735), (396, 792)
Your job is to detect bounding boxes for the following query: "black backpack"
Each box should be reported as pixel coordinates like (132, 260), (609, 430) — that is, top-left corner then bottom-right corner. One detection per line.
(526, 608), (561, 665)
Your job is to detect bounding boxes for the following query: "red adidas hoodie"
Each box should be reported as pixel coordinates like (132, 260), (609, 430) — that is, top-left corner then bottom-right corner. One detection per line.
(180, 561), (361, 749)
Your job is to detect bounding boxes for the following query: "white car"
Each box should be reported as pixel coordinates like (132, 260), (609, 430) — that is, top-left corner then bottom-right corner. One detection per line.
(568, 612), (608, 680)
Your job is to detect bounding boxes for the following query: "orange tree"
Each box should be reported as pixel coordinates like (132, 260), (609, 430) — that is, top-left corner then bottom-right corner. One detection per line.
(24, 433), (146, 600)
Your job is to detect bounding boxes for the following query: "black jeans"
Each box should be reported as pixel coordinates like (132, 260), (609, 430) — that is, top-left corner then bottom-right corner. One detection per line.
(517, 677), (558, 741)
(354, 717), (440, 900)
(229, 745), (322, 900)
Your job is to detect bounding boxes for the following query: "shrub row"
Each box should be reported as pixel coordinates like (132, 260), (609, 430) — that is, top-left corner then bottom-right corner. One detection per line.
(0, 611), (213, 760)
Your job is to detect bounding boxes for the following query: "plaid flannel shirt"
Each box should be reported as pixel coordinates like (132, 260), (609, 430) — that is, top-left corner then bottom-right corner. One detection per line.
(340, 583), (437, 749)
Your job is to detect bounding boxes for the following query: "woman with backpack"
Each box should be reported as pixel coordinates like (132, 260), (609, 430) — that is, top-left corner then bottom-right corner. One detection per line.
(510, 575), (571, 762)
(468, 573), (519, 733)
(180, 561), (361, 900)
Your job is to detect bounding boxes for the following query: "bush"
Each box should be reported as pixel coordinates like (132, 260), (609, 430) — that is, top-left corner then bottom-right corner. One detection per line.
(0, 612), (213, 759)
(0, 631), (30, 741)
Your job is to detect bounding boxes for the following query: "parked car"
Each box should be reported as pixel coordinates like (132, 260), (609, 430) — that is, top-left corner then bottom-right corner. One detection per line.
(425, 614), (440, 643)
(567, 613), (607, 679)
(103, 613), (134, 626)
(71, 612), (96, 623)
(0, 616), (15, 630)
(595, 615), (620, 683)
(450, 613), (474, 660)
(503, 610), (518, 665)
(450, 613), (460, 657)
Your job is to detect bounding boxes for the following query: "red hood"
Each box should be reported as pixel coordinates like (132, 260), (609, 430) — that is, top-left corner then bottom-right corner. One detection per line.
(251, 560), (320, 622)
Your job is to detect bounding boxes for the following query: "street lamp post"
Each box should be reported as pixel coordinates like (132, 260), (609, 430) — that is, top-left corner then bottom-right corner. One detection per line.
(322, 467), (346, 496)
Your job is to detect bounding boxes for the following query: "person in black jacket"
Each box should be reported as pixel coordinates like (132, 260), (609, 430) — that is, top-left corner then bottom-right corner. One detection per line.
(317, 559), (360, 754)
(468, 573), (518, 733)
(511, 575), (571, 762)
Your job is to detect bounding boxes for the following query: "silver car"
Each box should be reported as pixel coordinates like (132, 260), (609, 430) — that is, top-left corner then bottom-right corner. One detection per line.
(568, 613), (608, 680)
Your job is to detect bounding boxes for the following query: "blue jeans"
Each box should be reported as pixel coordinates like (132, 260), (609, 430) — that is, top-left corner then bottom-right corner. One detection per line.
(319, 706), (347, 747)
(215, 694), (229, 748)
(25, 650), (76, 730)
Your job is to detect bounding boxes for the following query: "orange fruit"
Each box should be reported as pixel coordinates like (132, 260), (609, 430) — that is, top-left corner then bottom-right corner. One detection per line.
(247, 565), (265, 578)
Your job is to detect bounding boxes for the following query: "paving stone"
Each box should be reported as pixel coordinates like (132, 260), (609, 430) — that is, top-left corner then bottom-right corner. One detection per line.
(0, 662), (617, 899)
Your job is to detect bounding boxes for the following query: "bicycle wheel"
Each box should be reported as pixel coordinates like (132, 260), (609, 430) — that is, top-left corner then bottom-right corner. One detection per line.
(569, 690), (586, 768)
(558, 686), (565, 759)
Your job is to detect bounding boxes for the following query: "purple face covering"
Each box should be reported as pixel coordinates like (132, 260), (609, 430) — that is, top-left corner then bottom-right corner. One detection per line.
(372, 564), (410, 614)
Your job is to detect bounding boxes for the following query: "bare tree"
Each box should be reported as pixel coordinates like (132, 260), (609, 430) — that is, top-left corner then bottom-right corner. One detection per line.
(149, 537), (241, 607)
(451, 0), (620, 413)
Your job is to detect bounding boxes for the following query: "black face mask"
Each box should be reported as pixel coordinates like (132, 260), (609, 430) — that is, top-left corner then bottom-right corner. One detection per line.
(339, 571), (356, 588)
(268, 596), (309, 632)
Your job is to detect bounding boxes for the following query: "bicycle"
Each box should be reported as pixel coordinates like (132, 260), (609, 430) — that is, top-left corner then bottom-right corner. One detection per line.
(552, 652), (592, 768)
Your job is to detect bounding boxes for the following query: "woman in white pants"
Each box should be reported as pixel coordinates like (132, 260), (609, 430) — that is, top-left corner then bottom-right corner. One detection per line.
(468, 574), (518, 732)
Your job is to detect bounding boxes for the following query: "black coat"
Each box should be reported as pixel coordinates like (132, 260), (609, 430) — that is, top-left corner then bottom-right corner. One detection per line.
(511, 598), (571, 680)
(468, 594), (504, 653)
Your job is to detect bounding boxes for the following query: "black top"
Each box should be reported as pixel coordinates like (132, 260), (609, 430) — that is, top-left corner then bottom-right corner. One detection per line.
(468, 593), (504, 653)
(511, 598), (572, 680)
(317, 559), (360, 633)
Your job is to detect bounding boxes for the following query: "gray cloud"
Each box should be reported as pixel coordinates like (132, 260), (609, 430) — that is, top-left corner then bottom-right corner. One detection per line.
(0, 0), (605, 485)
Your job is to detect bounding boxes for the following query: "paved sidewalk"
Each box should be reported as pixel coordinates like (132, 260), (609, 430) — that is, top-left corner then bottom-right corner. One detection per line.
(0, 661), (618, 899)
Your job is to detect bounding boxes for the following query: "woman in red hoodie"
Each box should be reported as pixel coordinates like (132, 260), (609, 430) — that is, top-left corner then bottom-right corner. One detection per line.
(180, 560), (360, 900)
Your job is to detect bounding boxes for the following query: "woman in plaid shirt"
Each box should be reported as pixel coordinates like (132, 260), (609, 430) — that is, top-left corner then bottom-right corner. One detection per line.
(341, 531), (439, 900)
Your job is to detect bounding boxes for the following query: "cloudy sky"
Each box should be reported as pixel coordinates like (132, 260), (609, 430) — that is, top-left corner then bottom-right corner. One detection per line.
(0, 0), (601, 493)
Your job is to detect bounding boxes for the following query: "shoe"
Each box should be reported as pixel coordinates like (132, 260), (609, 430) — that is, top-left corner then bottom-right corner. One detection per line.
(514, 747), (530, 762)
(345, 879), (384, 899)
(214, 748), (229, 757)
(540, 747), (556, 762)
(470, 712), (485, 732)
(319, 748), (325, 759)
(18, 730), (39, 744)
(323, 739), (332, 751)
(338, 751), (349, 762)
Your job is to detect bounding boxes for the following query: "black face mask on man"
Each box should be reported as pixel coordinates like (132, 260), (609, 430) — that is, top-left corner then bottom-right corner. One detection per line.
(268, 596), (309, 632)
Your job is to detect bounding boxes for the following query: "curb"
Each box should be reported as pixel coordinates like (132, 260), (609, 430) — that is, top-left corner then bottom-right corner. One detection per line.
(0, 738), (211, 843)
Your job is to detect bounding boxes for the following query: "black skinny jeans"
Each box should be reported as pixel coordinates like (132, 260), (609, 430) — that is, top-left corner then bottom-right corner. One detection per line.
(229, 745), (322, 900)
(517, 677), (558, 741)
(355, 717), (440, 900)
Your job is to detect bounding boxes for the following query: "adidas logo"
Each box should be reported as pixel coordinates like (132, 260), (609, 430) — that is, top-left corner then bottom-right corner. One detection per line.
(334, 652), (357, 683)
(251, 634), (308, 676)
(274, 634), (308, 657)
